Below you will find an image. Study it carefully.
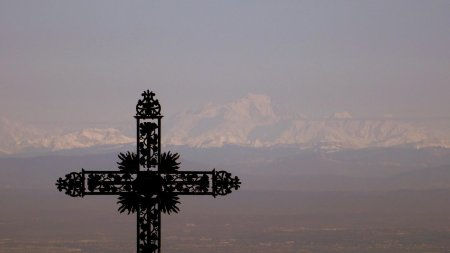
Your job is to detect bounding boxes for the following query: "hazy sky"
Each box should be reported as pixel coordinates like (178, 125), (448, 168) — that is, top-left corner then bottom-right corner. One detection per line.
(1, 0), (449, 129)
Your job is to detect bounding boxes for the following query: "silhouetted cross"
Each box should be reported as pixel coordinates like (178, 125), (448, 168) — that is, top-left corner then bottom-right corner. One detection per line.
(56, 91), (241, 253)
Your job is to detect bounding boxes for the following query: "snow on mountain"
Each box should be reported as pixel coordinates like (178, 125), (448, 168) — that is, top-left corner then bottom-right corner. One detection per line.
(1, 94), (449, 155)
(0, 117), (44, 154)
(165, 94), (279, 147)
(37, 128), (134, 151)
(164, 94), (450, 150)
(275, 117), (430, 149)
(0, 117), (133, 154)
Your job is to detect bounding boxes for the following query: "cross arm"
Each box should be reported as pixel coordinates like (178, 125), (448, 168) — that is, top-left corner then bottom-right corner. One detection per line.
(162, 170), (241, 197)
(56, 170), (135, 197)
(56, 169), (240, 198)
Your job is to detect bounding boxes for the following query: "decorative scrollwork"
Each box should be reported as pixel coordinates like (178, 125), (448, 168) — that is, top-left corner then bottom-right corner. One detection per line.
(138, 201), (160, 253)
(214, 170), (241, 196)
(84, 171), (135, 194)
(162, 172), (211, 194)
(56, 172), (84, 197)
(138, 122), (159, 168)
(136, 90), (161, 118)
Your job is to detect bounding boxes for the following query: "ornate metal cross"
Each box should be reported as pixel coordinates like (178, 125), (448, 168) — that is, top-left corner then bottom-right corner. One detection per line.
(56, 90), (241, 253)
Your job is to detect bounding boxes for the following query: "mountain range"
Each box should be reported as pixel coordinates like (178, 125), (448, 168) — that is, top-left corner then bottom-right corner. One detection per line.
(163, 94), (450, 150)
(0, 117), (133, 155)
(1, 94), (449, 155)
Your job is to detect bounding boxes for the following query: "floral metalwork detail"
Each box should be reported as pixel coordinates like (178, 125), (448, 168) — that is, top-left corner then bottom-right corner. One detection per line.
(117, 152), (182, 215)
(214, 171), (241, 196)
(118, 151), (139, 173)
(56, 172), (83, 197)
(160, 152), (180, 172)
(162, 172), (211, 194)
(136, 90), (161, 117)
(139, 121), (159, 168)
(85, 171), (135, 194)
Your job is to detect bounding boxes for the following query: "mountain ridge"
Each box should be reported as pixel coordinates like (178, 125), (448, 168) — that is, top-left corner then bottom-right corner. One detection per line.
(0, 117), (134, 155)
(163, 94), (450, 150)
(1, 94), (449, 155)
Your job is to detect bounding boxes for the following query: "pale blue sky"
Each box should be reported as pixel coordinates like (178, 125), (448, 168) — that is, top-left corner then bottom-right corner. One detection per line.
(1, 0), (449, 129)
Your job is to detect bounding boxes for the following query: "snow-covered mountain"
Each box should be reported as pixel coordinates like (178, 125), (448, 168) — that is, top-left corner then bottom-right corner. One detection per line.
(37, 128), (134, 151)
(0, 117), (133, 155)
(0, 117), (44, 154)
(1, 94), (449, 155)
(164, 94), (280, 148)
(164, 94), (450, 150)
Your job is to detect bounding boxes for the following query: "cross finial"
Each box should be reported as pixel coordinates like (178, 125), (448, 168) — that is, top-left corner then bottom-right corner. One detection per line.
(136, 90), (161, 118)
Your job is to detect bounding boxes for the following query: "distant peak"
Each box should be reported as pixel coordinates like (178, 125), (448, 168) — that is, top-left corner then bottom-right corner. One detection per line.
(235, 93), (273, 107)
(330, 112), (353, 119)
(229, 93), (277, 119)
(242, 93), (271, 100)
